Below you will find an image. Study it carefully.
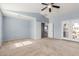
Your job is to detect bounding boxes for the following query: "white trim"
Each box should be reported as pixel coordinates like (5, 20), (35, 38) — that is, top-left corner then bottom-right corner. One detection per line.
(48, 22), (53, 38)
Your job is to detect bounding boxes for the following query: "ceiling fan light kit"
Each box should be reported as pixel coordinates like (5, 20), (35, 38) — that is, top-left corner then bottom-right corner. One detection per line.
(48, 5), (51, 8)
(41, 3), (60, 13)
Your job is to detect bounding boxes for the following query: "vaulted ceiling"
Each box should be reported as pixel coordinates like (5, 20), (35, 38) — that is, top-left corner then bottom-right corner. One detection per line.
(1, 3), (79, 16)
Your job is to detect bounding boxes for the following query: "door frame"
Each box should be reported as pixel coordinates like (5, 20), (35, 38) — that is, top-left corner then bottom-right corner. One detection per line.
(41, 23), (48, 38)
(61, 20), (71, 40)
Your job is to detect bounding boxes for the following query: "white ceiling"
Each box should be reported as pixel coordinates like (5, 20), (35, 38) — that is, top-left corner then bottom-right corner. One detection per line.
(1, 3), (79, 16)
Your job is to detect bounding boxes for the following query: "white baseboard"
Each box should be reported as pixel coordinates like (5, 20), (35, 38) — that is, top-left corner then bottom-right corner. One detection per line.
(61, 37), (79, 43)
(3, 37), (31, 42)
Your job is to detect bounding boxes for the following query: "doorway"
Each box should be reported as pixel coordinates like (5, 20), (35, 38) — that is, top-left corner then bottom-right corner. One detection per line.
(41, 23), (48, 38)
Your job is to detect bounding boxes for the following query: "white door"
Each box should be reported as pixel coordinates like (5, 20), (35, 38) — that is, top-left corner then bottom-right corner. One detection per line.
(61, 21), (71, 40)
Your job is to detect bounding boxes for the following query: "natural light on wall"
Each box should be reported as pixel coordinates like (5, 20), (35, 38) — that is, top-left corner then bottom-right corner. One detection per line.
(14, 41), (33, 48)
(73, 23), (79, 32)
(73, 23), (79, 27)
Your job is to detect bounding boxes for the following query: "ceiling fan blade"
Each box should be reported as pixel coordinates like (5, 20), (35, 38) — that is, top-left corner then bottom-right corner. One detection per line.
(49, 8), (51, 12)
(52, 5), (60, 8)
(51, 3), (54, 4)
(41, 3), (48, 5)
(41, 6), (48, 11)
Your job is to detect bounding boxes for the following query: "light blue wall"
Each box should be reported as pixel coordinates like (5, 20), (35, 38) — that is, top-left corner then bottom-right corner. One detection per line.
(4, 9), (72, 41)
(50, 15), (62, 39)
(3, 11), (79, 40)
(51, 11), (79, 39)
(6, 10), (49, 23)
(0, 10), (2, 43)
(2, 11), (48, 41)
(3, 16), (32, 41)
(20, 12), (49, 23)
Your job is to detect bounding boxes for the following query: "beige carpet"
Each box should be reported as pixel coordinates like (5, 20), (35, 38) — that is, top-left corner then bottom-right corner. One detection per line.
(0, 38), (79, 56)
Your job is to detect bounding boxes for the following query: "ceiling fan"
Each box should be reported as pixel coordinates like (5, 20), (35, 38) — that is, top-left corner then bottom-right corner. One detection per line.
(41, 3), (60, 12)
